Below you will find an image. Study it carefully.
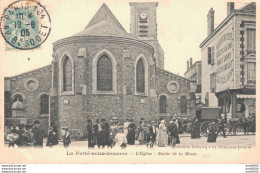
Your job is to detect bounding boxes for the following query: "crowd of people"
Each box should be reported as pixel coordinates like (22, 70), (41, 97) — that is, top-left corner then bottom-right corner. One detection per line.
(6, 120), (44, 148)
(86, 117), (181, 149)
(6, 121), (71, 148)
(6, 116), (228, 149)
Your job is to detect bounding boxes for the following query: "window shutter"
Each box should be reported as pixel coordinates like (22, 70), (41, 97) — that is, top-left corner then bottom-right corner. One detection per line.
(247, 29), (256, 52)
(211, 46), (215, 65)
(208, 47), (211, 64)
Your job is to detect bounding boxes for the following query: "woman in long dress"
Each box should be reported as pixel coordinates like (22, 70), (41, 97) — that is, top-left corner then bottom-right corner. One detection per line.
(158, 120), (167, 147)
(137, 120), (147, 144)
(127, 119), (136, 145)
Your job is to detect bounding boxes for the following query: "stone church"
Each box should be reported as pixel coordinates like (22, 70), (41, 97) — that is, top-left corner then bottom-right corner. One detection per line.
(4, 2), (195, 137)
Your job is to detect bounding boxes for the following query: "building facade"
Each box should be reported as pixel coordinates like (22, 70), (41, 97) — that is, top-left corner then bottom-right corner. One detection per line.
(4, 3), (194, 137)
(184, 58), (202, 104)
(200, 2), (256, 120)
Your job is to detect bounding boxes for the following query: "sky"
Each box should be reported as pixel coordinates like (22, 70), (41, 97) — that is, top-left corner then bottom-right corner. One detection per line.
(0, 0), (248, 77)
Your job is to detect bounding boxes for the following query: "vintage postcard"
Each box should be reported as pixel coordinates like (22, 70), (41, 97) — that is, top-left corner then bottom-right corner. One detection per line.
(0, 0), (259, 164)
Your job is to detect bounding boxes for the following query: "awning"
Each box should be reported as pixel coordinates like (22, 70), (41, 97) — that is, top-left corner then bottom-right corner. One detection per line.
(236, 94), (256, 99)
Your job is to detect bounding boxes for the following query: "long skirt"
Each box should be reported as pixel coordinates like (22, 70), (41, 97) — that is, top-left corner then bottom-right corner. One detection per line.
(138, 131), (145, 144)
(127, 130), (135, 145)
(207, 131), (217, 143)
(191, 127), (198, 139)
(158, 131), (167, 147)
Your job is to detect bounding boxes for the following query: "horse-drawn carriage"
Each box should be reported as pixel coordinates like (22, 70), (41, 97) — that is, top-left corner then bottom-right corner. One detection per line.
(195, 107), (221, 136)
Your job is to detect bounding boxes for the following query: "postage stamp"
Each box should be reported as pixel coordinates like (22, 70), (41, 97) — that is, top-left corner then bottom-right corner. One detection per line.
(0, 0), (51, 50)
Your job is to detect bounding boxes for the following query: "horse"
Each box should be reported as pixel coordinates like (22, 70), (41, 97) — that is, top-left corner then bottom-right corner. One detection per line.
(228, 116), (255, 135)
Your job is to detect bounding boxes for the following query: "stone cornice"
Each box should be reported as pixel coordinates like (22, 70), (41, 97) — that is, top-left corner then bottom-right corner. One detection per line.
(53, 36), (154, 55)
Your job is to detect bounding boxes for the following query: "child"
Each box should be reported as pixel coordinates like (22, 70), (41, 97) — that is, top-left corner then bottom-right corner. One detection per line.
(114, 128), (127, 149)
(62, 126), (71, 148)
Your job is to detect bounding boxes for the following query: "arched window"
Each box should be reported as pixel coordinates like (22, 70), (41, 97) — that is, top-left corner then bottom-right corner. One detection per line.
(63, 56), (72, 91)
(136, 58), (145, 93)
(159, 95), (167, 113)
(40, 94), (49, 114)
(12, 100), (24, 117)
(180, 96), (187, 113)
(14, 94), (23, 102)
(97, 54), (112, 91)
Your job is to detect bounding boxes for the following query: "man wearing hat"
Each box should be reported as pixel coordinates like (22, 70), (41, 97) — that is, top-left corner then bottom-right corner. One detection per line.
(94, 119), (105, 149)
(101, 118), (110, 148)
(32, 120), (44, 148)
(148, 121), (157, 148)
(86, 119), (95, 148)
(167, 119), (178, 147)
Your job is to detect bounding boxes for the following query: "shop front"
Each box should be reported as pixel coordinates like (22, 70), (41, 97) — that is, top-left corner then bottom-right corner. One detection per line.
(216, 88), (255, 121)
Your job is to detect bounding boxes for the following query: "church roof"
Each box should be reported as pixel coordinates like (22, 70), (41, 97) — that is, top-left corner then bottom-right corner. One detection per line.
(72, 3), (130, 38)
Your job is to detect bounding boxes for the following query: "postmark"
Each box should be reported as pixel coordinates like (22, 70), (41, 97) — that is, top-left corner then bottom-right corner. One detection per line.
(0, 0), (51, 50)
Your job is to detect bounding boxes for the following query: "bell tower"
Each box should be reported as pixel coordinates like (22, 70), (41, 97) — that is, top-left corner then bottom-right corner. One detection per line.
(130, 2), (158, 40)
(130, 2), (164, 69)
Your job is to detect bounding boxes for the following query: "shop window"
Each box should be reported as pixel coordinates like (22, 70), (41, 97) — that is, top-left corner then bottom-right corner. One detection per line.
(180, 96), (187, 113)
(136, 58), (145, 93)
(97, 54), (113, 91)
(247, 29), (256, 53)
(63, 56), (72, 91)
(40, 94), (49, 114)
(159, 95), (167, 113)
(237, 103), (245, 113)
(247, 62), (256, 85)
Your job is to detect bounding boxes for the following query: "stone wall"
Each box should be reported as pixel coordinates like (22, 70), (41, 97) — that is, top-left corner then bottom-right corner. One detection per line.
(5, 65), (52, 135)
(53, 39), (156, 131)
(156, 69), (194, 118)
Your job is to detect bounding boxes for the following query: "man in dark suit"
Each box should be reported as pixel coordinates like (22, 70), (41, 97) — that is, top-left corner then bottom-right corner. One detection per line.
(217, 116), (227, 138)
(167, 120), (178, 147)
(101, 119), (110, 148)
(86, 119), (95, 148)
(94, 119), (105, 149)
(148, 121), (157, 148)
(32, 120), (44, 148)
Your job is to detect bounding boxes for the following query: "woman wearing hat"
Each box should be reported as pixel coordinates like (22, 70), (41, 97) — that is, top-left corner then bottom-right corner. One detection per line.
(158, 120), (167, 147)
(136, 118), (147, 145)
(109, 117), (120, 148)
(127, 119), (136, 145)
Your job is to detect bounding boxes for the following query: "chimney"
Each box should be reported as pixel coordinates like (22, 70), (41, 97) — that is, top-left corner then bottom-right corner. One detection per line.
(227, 2), (234, 16)
(190, 57), (193, 67)
(207, 8), (214, 36)
(186, 61), (189, 71)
